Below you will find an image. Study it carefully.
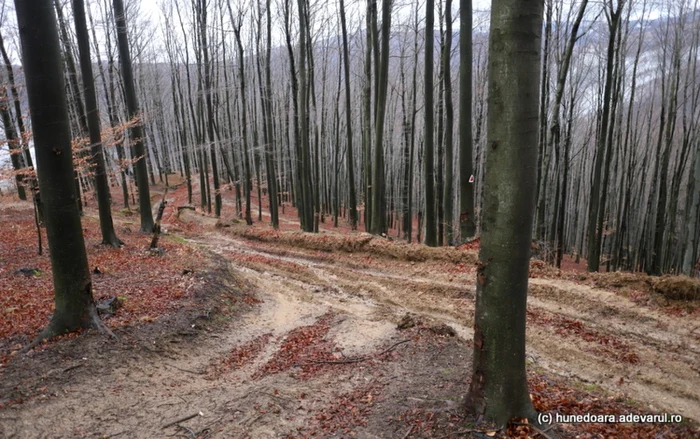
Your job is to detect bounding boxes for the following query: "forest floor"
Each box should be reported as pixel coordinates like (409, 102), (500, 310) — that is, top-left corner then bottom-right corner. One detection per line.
(1, 180), (699, 439)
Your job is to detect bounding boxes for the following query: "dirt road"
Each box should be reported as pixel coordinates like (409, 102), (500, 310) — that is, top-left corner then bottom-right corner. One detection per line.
(1, 226), (698, 438)
(202, 231), (700, 421)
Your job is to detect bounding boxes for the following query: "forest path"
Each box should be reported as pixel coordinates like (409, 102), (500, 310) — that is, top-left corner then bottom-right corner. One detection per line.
(198, 230), (700, 422)
(2, 227), (698, 438)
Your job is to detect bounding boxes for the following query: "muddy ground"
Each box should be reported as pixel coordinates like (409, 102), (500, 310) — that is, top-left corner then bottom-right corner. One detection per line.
(1, 207), (699, 438)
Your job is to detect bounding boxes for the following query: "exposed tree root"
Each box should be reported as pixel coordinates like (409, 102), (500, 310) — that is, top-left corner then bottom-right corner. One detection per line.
(20, 305), (116, 354)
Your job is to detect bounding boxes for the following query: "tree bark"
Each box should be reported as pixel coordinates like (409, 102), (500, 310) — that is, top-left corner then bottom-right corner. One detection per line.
(197, 0), (222, 217)
(459, 0), (475, 241)
(15, 0), (108, 341)
(443, 0), (455, 245)
(423, 0), (437, 246)
(113, 0), (154, 232)
(465, 0), (543, 425)
(339, 0), (358, 231)
(369, 0), (392, 236)
(296, 0), (315, 232)
(587, 0), (623, 272)
(73, 0), (122, 247)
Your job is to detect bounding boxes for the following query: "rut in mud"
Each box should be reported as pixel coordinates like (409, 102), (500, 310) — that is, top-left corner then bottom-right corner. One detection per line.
(1, 224), (699, 438)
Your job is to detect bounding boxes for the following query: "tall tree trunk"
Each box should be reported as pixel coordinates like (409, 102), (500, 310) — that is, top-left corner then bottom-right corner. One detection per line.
(405, 6), (420, 243)
(369, 0), (392, 235)
(0, 29), (35, 200)
(587, 0), (622, 272)
(339, 0), (358, 230)
(197, 0), (222, 217)
(296, 0), (315, 232)
(282, 0), (304, 226)
(0, 87), (27, 200)
(73, 0), (122, 247)
(15, 0), (109, 341)
(424, 0), (437, 246)
(651, 25), (683, 275)
(113, 0), (154, 232)
(465, 0), (543, 425)
(459, 0), (475, 242)
(443, 0), (455, 245)
(54, 0), (89, 213)
(436, 14), (445, 245)
(229, 11), (254, 226)
(89, 3), (130, 209)
(552, 0), (588, 267)
(534, 0), (552, 241)
(363, 0), (373, 231)
(261, 0), (280, 229)
(683, 139), (700, 275)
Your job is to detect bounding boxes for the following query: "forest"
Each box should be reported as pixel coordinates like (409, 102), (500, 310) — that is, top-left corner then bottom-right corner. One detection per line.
(0, 0), (699, 437)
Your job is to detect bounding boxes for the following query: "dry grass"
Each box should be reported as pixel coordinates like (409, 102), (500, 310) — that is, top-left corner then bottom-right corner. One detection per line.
(588, 271), (656, 293)
(223, 226), (479, 264)
(652, 275), (700, 301)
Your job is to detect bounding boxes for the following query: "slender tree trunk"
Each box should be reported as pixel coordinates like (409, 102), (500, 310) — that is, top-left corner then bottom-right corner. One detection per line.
(587, 0), (622, 272)
(551, 0), (588, 266)
(197, 0), (222, 216)
(113, 0), (154, 232)
(369, 0), (392, 236)
(261, 0), (279, 228)
(230, 11), (254, 225)
(339, 0), (358, 230)
(0, 88), (27, 200)
(297, 0), (315, 232)
(443, 0), (455, 245)
(459, 0), (476, 241)
(0, 29), (35, 200)
(363, 0), (373, 231)
(73, 0), (122, 247)
(534, 0), (552, 241)
(424, 0), (437, 246)
(90, 3), (130, 209)
(651, 27), (682, 275)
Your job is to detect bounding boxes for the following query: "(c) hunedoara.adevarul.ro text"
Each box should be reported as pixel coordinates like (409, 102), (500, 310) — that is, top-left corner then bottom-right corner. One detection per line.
(537, 412), (683, 425)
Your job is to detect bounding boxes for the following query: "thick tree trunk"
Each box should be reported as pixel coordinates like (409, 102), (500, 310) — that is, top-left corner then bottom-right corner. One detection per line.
(465, 0), (543, 425)
(15, 0), (108, 341)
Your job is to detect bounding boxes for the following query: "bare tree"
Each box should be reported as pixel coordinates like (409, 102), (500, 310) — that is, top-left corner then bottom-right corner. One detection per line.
(15, 0), (111, 344)
(423, 0), (437, 246)
(465, 0), (544, 424)
(73, 0), (122, 247)
(113, 0), (154, 232)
